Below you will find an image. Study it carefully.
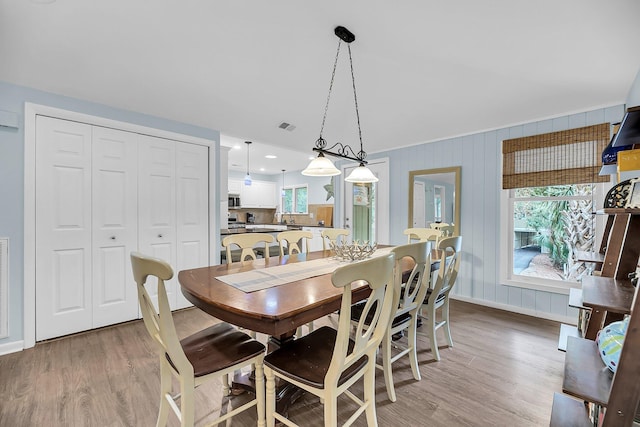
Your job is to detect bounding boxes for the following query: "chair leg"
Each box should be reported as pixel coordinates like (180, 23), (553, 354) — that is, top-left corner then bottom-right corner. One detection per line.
(380, 331), (397, 402)
(323, 390), (338, 427)
(428, 312), (441, 361)
(408, 316), (421, 381)
(265, 367), (276, 427)
(156, 360), (172, 427)
(222, 373), (231, 396)
(179, 376), (195, 427)
(363, 365), (379, 427)
(442, 301), (454, 347)
(255, 359), (266, 427)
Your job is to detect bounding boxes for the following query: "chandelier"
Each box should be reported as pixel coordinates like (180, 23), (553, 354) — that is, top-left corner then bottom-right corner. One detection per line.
(301, 26), (378, 183)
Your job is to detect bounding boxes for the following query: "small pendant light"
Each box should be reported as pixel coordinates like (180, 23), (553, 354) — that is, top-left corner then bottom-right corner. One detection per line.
(244, 141), (252, 186)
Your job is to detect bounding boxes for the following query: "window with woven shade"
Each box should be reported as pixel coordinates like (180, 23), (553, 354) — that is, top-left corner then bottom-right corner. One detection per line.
(502, 123), (610, 189)
(501, 123), (612, 290)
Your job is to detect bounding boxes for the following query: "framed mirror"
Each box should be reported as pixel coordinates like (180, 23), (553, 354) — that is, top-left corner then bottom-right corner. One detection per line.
(408, 166), (461, 236)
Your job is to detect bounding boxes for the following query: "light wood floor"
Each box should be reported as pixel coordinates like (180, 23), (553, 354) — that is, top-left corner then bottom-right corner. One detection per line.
(0, 300), (565, 426)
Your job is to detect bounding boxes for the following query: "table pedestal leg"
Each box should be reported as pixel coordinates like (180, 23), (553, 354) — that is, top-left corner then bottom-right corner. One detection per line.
(231, 331), (304, 418)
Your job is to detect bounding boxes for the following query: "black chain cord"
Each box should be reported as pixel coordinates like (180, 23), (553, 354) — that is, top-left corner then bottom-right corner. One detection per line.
(318, 41), (342, 139)
(348, 44), (365, 161)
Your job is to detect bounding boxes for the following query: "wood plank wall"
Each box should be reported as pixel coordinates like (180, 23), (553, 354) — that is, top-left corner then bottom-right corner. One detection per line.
(335, 105), (625, 322)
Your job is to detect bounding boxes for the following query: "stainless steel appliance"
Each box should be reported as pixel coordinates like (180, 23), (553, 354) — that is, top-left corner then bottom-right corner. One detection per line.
(246, 212), (255, 224)
(228, 194), (241, 208)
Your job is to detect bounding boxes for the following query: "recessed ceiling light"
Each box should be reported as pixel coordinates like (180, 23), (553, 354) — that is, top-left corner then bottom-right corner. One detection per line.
(259, 167), (265, 171)
(265, 155), (277, 159)
(232, 145), (242, 150)
(308, 156), (315, 160)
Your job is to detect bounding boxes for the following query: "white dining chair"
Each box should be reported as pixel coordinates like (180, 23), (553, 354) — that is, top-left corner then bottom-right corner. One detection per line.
(263, 253), (396, 427)
(130, 252), (266, 427)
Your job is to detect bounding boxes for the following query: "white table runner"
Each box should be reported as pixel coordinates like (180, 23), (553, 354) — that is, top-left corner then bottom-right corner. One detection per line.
(219, 247), (394, 293)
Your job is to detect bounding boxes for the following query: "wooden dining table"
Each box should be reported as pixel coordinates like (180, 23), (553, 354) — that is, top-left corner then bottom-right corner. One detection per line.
(178, 249), (374, 345)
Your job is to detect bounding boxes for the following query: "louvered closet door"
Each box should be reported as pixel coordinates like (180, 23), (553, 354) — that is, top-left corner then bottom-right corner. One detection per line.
(35, 116), (93, 340)
(91, 126), (139, 327)
(175, 142), (209, 308)
(138, 135), (178, 309)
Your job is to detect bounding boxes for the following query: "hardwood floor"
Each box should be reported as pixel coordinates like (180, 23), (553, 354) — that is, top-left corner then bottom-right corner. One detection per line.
(0, 300), (564, 426)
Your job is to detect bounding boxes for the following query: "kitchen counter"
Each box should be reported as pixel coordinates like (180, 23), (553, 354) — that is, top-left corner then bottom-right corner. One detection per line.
(221, 227), (285, 236)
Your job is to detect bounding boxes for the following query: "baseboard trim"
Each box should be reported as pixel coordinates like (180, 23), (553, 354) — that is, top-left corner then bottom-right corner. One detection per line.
(0, 340), (24, 356)
(451, 294), (576, 325)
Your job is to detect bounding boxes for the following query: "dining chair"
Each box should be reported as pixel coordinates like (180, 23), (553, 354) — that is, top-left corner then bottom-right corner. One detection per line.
(421, 235), (462, 361)
(276, 230), (313, 256)
(277, 229), (316, 337)
(403, 227), (442, 245)
(435, 225), (455, 238)
(263, 253), (396, 427)
(130, 252), (266, 427)
(382, 241), (432, 402)
(222, 233), (275, 263)
(321, 228), (350, 250)
(429, 222), (449, 228)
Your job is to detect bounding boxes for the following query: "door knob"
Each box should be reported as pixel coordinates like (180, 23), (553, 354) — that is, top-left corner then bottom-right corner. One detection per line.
(110, 236), (116, 240)
(158, 234), (163, 238)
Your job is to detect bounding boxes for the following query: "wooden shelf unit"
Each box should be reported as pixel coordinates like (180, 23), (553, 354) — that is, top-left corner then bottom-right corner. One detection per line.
(551, 208), (640, 426)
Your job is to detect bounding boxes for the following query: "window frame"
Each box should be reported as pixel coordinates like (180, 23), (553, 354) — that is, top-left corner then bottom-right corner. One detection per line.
(499, 183), (608, 294)
(281, 184), (308, 215)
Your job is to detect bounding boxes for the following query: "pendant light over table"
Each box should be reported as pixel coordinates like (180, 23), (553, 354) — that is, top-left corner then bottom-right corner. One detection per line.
(301, 26), (378, 183)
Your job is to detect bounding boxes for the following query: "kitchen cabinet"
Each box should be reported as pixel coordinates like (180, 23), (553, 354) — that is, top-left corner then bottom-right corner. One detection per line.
(303, 226), (326, 252)
(241, 180), (277, 208)
(228, 179), (242, 195)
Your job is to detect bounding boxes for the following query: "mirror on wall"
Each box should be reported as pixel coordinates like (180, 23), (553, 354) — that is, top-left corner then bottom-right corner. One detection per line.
(408, 166), (461, 236)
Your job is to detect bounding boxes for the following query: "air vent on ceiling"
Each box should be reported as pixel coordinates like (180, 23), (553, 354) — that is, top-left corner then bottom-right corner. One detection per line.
(278, 122), (296, 132)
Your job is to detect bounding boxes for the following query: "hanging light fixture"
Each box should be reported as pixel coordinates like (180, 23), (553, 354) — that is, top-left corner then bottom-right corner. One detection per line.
(281, 169), (286, 196)
(301, 26), (378, 183)
(244, 141), (252, 186)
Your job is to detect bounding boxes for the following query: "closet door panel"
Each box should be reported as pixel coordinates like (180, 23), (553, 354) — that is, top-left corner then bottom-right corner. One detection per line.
(92, 126), (139, 327)
(175, 142), (209, 308)
(138, 135), (178, 309)
(35, 116), (93, 340)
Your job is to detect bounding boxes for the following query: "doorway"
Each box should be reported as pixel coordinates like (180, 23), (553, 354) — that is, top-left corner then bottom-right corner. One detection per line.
(341, 158), (389, 244)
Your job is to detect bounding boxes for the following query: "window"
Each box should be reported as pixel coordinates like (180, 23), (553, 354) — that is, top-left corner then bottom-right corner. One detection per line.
(501, 123), (611, 291)
(282, 185), (308, 214)
(505, 183), (606, 289)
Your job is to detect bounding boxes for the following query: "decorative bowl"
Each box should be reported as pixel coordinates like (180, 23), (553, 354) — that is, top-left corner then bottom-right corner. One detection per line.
(595, 316), (629, 373)
(330, 241), (377, 261)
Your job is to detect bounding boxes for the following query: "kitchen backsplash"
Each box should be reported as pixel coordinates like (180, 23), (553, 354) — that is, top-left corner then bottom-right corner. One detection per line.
(231, 204), (334, 226)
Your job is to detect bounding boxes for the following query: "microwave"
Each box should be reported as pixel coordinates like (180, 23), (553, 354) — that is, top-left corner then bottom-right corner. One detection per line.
(228, 194), (241, 208)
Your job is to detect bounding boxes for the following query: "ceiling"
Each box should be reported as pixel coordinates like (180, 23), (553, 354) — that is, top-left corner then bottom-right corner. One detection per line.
(2, 1), (640, 175)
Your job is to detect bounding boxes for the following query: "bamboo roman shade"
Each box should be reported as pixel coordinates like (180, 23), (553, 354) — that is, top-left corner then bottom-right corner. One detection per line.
(502, 123), (610, 189)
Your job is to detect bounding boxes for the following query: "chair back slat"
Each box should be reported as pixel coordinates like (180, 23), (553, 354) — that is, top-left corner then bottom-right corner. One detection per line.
(321, 228), (350, 250)
(392, 241), (431, 318)
(277, 230), (313, 256)
(433, 236), (462, 304)
(222, 233), (275, 263)
(403, 227), (442, 245)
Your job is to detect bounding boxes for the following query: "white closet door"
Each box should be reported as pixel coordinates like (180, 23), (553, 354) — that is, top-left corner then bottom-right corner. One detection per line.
(175, 142), (209, 308)
(138, 135), (178, 309)
(35, 117), (93, 340)
(91, 126), (139, 327)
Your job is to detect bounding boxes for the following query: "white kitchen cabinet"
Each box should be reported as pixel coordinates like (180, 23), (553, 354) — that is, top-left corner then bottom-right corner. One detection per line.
(228, 179), (242, 195)
(303, 227), (326, 252)
(241, 180), (277, 208)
